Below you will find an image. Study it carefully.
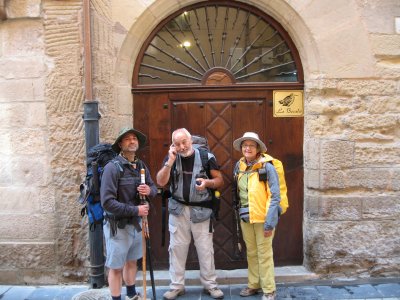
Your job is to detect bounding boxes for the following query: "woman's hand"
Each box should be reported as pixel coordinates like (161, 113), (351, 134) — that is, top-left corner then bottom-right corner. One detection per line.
(264, 229), (273, 238)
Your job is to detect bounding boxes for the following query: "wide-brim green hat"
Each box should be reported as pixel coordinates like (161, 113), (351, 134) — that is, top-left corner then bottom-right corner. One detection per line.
(112, 127), (147, 153)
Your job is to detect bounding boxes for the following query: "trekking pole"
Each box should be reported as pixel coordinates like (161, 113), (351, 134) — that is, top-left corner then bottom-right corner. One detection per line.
(146, 231), (156, 300)
(140, 169), (148, 300)
(140, 168), (156, 300)
(232, 185), (242, 257)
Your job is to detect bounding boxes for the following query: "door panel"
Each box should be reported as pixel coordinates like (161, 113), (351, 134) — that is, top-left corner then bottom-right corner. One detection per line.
(134, 90), (303, 269)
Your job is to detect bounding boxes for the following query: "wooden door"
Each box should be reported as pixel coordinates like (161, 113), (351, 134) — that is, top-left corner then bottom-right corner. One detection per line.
(134, 89), (303, 269)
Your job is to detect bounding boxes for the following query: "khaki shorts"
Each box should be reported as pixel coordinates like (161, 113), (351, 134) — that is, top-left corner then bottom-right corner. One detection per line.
(103, 222), (143, 269)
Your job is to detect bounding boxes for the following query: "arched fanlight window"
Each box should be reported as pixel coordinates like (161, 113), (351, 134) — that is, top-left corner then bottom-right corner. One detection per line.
(134, 2), (302, 86)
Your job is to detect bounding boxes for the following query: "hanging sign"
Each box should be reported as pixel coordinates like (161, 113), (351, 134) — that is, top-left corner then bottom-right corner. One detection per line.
(273, 90), (304, 117)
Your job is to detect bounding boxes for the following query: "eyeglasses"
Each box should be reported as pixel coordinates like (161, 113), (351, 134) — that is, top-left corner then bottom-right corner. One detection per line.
(242, 144), (257, 149)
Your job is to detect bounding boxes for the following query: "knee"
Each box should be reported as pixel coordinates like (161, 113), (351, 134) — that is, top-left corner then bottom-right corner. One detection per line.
(124, 260), (137, 270)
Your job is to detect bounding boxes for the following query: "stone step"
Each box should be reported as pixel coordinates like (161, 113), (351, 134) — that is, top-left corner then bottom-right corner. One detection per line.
(136, 266), (319, 286)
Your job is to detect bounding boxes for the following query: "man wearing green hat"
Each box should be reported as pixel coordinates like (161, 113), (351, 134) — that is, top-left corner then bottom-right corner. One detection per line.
(101, 127), (157, 300)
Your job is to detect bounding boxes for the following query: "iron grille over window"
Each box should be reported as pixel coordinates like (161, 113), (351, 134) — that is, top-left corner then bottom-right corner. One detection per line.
(136, 2), (300, 85)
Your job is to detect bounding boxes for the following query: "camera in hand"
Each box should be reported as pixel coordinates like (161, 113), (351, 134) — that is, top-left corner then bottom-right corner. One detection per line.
(195, 172), (207, 186)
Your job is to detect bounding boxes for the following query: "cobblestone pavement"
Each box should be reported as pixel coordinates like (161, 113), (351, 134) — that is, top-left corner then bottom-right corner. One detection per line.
(1, 280), (399, 300)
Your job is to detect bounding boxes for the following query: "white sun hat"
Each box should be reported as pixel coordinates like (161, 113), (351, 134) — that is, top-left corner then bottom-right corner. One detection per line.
(233, 132), (267, 152)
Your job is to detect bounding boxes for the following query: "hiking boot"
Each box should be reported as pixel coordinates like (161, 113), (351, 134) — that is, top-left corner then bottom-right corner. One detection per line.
(204, 287), (224, 299)
(239, 287), (259, 297)
(261, 291), (276, 300)
(126, 294), (142, 300)
(163, 288), (185, 300)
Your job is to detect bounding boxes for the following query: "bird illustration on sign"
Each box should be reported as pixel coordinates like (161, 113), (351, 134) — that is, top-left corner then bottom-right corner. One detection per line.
(278, 93), (296, 106)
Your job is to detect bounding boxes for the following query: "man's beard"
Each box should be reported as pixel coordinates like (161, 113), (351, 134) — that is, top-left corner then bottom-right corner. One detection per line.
(179, 147), (193, 158)
(121, 144), (138, 153)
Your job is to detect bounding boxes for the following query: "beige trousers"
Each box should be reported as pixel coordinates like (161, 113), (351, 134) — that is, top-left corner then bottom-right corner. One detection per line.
(168, 206), (218, 290)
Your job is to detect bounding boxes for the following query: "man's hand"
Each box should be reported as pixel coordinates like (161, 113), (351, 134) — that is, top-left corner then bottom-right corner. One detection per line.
(168, 144), (177, 161)
(137, 184), (151, 196)
(138, 203), (149, 216)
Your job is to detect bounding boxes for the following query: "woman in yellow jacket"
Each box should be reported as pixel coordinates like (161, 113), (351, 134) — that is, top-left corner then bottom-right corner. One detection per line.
(233, 132), (281, 300)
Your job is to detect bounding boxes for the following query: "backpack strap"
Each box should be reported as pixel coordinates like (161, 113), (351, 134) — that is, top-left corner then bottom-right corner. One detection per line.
(112, 159), (124, 174)
(198, 147), (210, 176)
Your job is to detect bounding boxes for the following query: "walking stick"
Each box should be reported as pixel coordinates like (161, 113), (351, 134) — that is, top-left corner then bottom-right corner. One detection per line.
(140, 169), (148, 300)
(232, 182), (242, 257)
(140, 168), (156, 300)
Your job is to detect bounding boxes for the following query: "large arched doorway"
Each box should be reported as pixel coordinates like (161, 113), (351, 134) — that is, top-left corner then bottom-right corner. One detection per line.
(132, 0), (304, 270)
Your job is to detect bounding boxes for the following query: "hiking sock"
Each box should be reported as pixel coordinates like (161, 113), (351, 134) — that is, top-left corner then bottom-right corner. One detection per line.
(126, 284), (137, 297)
(111, 296), (121, 300)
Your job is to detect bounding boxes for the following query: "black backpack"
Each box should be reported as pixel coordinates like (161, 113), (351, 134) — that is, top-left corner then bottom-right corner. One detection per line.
(78, 143), (120, 231)
(191, 135), (221, 220)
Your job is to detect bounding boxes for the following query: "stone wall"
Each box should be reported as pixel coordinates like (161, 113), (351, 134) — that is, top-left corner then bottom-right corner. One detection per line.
(0, 0), (88, 284)
(0, 0), (399, 284)
(301, 0), (400, 277)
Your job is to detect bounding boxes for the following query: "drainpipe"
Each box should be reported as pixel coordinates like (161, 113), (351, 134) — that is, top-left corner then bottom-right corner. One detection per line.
(0, 0), (7, 20)
(82, 0), (105, 288)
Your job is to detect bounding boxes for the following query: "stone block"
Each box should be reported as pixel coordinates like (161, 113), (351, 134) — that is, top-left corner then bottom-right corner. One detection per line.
(304, 138), (320, 169)
(38, 187), (56, 214)
(318, 196), (362, 220)
(0, 242), (56, 268)
(11, 156), (50, 186)
(0, 78), (45, 102)
(370, 34), (400, 56)
(112, 0), (148, 32)
(51, 166), (83, 189)
(0, 102), (47, 128)
(0, 187), (40, 213)
(0, 157), (12, 185)
(355, 143), (400, 167)
(366, 95), (400, 114)
(11, 129), (47, 155)
(357, 0), (400, 34)
(320, 170), (346, 189)
(320, 139), (354, 169)
(370, 257), (400, 277)
(310, 256), (379, 276)
(305, 169), (320, 189)
(0, 214), (55, 240)
(2, 19), (43, 56)
(315, 20), (374, 78)
(116, 86), (133, 115)
(320, 168), (393, 190)
(306, 96), (355, 115)
(22, 269), (57, 285)
(342, 114), (398, 132)
(337, 79), (398, 97)
(0, 130), (11, 154)
(0, 57), (46, 79)
(305, 115), (344, 137)
(393, 169), (400, 191)
(116, 116), (134, 131)
(305, 220), (398, 260)
(304, 195), (319, 219)
(0, 270), (19, 284)
(5, 0), (41, 19)
(362, 195), (400, 219)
